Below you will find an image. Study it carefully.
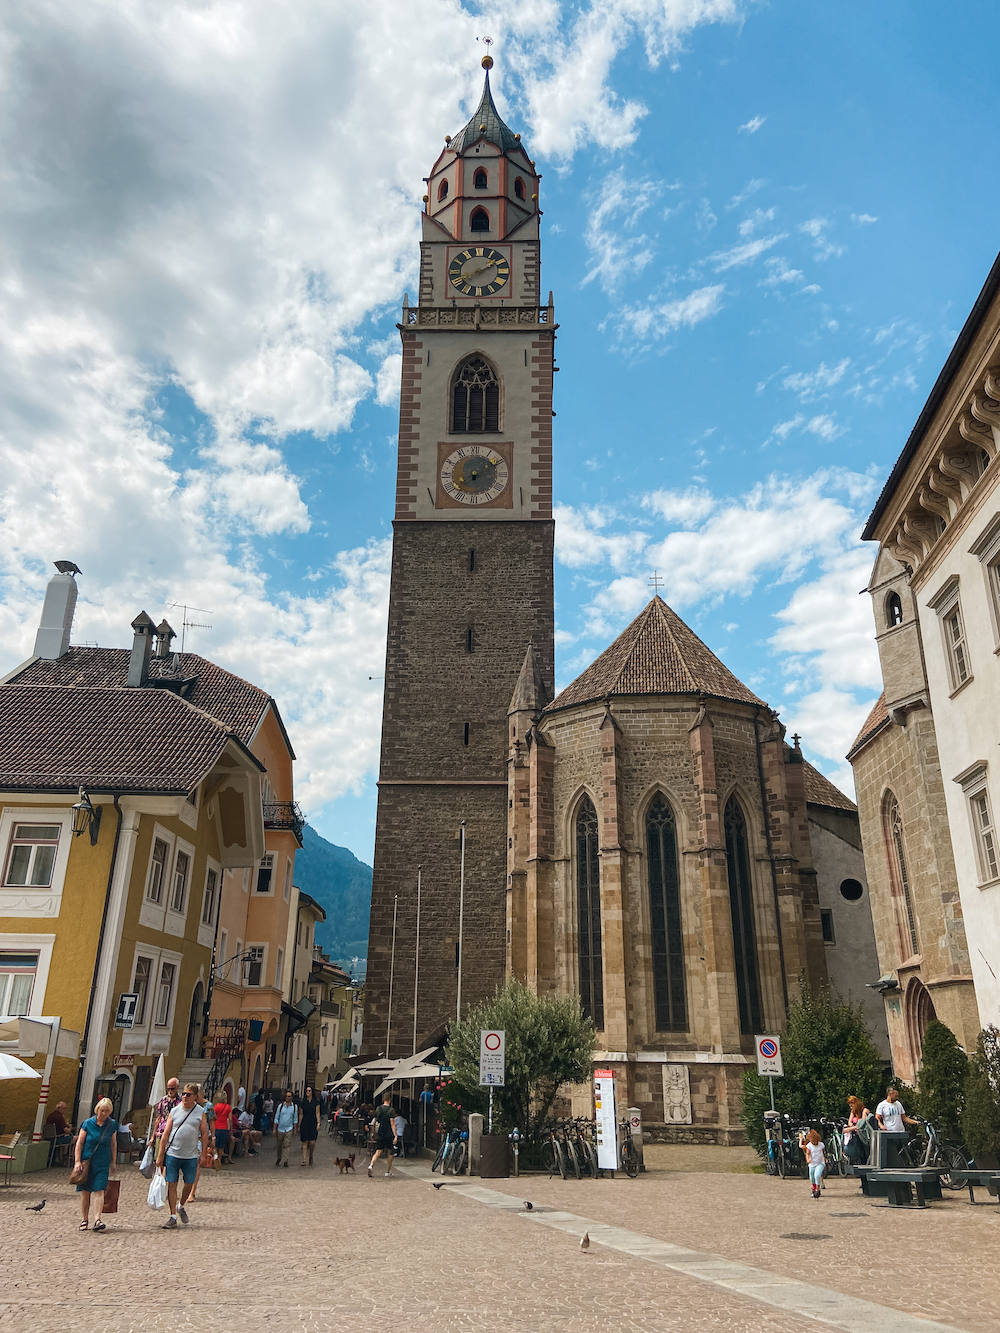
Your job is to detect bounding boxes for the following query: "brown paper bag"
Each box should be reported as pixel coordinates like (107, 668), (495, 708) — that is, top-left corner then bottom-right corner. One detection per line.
(102, 1179), (121, 1214)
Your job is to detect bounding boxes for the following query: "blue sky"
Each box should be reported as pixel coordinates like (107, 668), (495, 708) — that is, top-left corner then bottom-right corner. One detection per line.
(2, 1), (998, 863)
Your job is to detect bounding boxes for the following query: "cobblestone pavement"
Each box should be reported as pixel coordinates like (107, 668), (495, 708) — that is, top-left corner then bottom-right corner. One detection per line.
(2, 1133), (996, 1332)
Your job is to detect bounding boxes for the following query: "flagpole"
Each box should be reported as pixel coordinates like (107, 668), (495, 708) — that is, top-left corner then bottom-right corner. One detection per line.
(412, 866), (421, 1058)
(386, 894), (398, 1059)
(456, 822), (466, 1023)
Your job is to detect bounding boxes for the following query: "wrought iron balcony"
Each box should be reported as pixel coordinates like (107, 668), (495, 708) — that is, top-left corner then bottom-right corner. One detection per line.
(262, 801), (305, 841)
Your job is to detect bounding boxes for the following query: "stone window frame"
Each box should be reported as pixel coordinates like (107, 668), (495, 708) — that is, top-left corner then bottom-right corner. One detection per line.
(449, 351), (503, 434)
(969, 512), (1000, 653)
(927, 575), (973, 696)
(722, 792), (765, 1036)
(0, 933), (55, 1021)
(197, 858), (222, 949)
(573, 791), (604, 1032)
(640, 788), (689, 1035)
(954, 760), (1000, 888)
(884, 590), (904, 628)
(0, 806), (74, 920)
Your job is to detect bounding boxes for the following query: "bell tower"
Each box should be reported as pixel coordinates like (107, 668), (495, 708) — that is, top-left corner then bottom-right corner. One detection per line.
(364, 56), (556, 1055)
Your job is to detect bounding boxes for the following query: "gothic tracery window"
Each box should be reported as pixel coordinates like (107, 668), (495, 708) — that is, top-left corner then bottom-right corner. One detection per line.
(885, 792), (919, 958)
(452, 357), (500, 433)
(724, 796), (763, 1034)
(576, 796), (604, 1029)
(646, 795), (687, 1032)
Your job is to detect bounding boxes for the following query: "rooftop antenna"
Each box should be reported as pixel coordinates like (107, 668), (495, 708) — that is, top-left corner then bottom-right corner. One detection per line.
(648, 570), (664, 596)
(167, 602), (214, 653)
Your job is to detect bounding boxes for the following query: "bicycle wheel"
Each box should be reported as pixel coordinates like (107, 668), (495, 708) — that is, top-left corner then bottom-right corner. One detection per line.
(441, 1141), (456, 1174)
(938, 1144), (968, 1190)
(451, 1142), (468, 1176)
(775, 1142), (786, 1179)
(564, 1136), (582, 1179)
(579, 1138), (597, 1177)
(553, 1138), (568, 1180)
(540, 1140), (558, 1176)
(431, 1138), (448, 1173)
(621, 1138), (639, 1178)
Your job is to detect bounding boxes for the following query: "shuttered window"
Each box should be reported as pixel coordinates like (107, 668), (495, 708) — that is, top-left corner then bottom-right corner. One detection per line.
(452, 357), (500, 432)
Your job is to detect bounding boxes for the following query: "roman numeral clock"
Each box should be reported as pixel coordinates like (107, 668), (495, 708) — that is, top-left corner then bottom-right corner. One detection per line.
(363, 57), (556, 1058)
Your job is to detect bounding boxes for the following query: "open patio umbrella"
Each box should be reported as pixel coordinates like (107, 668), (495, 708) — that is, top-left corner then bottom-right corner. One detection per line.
(0, 1051), (42, 1079)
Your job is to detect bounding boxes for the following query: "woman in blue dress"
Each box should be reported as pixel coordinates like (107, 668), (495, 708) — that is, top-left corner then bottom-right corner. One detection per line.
(73, 1096), (119, 1231)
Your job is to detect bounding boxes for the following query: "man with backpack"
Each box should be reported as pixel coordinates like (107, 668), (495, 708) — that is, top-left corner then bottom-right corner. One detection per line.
(156, 1084), (211, 1229)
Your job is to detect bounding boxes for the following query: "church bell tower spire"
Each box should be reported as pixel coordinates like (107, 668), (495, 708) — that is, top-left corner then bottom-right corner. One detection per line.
(363, 55), (556, 1057)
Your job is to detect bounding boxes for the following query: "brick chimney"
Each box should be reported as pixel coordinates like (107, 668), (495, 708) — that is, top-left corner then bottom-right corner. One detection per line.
(127, 611), (155, 687)
(33, 561), (81, 660)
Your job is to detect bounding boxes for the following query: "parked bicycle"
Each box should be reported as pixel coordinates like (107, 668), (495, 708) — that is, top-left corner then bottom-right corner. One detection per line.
(898, 1116), (968, 1189)
(618, 1118), (640, 1178)
(764, 1111), (804, 1178)
(431, 1127), (468, 1176)
(820, 1117), (849, 1177)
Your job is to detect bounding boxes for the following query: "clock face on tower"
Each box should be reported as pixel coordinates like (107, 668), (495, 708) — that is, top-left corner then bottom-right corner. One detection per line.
(440, 445), (510, 505)
(448, 247), (510, 297)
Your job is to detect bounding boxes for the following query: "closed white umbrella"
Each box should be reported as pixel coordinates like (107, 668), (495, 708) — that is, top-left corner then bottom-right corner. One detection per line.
(0, 1051), (42, 1079)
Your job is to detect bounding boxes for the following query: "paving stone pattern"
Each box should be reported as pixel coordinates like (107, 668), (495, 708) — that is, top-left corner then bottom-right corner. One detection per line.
(2, 1137), (996, 1331)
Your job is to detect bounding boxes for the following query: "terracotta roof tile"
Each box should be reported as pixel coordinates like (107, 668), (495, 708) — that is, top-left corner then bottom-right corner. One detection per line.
(800, 758), (857, 812)
(0, 685), (253, 793)
(847, 692), (890, 760)
(8, 648), (273, 747)
(545, 597), (764, 713)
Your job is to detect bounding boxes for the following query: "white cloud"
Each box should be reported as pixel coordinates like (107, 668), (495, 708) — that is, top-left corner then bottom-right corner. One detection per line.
(804, 413), (845, 441)
(615, 284), (725, 341)
(738, 115), (766, 134)
(642, 488), (716, 525)
(582, 168), (661, 291)
(768, 415), (805, 442)
(799, 216), (844, 261)
(709, 234), (787, 272)
(375, 353), (403, 407)
(760, 256), (804, 287)
(738, 207), (775, 237)
(851, 213), (879, 225)
(727, 178), (766, 209)
(781, 358), (850, 401)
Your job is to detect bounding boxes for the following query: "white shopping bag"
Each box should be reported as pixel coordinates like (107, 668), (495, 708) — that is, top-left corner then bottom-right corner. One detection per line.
(138, 1143), (156, 1180)
(147, 1170), (168, 1210)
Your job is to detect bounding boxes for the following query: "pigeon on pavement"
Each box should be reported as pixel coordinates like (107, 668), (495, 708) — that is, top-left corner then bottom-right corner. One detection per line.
(432, 1182), (445, 1190)
(25, 1200), (46, 1212)
(523, 1200), (533, 1211)
(580, 1232), (590, 1251)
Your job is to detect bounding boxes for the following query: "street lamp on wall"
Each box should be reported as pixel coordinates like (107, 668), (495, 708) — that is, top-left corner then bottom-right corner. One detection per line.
(71, 788), (102, 845)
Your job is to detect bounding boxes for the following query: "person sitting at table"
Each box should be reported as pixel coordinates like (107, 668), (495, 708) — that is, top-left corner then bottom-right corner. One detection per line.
(45, 1101), (74, 1164)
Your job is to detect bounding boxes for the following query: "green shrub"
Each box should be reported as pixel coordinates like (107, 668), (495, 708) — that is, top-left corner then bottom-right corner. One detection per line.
(915, 1020), (968, 1142)
(741, 983), (884, 1155)
(443, 978), (596, 1138)
(963, 1026), (1000, 1162)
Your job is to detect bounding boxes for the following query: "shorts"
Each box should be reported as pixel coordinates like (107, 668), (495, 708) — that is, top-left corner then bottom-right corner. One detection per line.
(165, 1154), (198, 1185)
(376, 1133), (394, 1152)
(215, 1128), (230, 1151)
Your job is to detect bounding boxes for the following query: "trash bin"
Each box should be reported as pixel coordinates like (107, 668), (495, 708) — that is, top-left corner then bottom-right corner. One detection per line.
(479, 1134), (509, 1178)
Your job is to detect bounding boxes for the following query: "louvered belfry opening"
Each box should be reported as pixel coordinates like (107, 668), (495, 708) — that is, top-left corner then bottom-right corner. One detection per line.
(724, 796), (763, 1033)
(452, 357), (500, 432)
(646, 794), (687, 1032)
(575, 796), (604, 1029)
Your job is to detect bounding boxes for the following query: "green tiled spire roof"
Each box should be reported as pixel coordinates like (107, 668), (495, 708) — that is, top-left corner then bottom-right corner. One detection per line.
(449, 70), (522, 154)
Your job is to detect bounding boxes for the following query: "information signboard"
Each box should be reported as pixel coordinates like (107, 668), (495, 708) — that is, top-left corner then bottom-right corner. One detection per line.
(594, 1068), (618, 1171)
(115, 993), (139, 1030)
(479, 1029), (505, 1086)
(755, 1034), (783, 1078)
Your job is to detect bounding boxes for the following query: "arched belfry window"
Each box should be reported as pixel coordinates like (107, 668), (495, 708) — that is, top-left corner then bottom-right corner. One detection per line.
(437, 179), (449, 201)
(576, 796), (604, 1029)
(885, 792), (919, 958)
(452, 357), (500, 433)
(474, 169), (488, 189)
(886, 591), (903, 627)
(724, 796), (763, 1034)
(470, 207), (490, 232)
(646, 795), (687, 1032)
(514, 177), (526, 200)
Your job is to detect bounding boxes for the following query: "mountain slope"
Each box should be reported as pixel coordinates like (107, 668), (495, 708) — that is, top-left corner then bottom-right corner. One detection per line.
(293, 824), (372, 971)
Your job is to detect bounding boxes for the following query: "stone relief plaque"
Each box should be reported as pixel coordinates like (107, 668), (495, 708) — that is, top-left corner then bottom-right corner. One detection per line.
(662, 1062), (692, 1124)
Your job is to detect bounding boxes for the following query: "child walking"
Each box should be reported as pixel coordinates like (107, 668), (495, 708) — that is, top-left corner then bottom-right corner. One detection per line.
(804, 1128), (826, 1198)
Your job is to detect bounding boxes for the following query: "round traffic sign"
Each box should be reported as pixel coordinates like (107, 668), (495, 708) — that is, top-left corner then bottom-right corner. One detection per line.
(759, 1038), (777, 1059)
(484, 1031), (502, 1051)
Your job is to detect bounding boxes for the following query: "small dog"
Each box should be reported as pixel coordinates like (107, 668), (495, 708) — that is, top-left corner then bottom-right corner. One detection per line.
(334, 1153), (356, 1174)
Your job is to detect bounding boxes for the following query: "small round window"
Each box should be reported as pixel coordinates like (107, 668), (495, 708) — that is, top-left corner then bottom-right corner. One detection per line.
(840, 878), (864, 902)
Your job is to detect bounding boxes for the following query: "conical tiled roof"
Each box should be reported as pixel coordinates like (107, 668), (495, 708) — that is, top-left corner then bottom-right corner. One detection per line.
(449, 70), (522, 154)
(509, 643), (548, 715)
(545, 597), (765, 714)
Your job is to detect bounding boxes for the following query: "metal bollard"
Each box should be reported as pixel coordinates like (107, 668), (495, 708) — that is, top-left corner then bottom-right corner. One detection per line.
(627, 1106), (645, 1173)
(510, 1127), (521, 1177)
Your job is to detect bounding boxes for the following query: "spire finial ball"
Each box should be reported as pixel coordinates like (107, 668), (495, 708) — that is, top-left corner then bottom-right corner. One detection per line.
(482, 54), (493, 69)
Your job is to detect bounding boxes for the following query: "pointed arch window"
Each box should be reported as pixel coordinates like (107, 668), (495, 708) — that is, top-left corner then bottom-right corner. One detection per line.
(885, 591), (903, 627)
(724, 797), (762, 1034)
(437, 179), (449, 201)
(452, 357), (500, 433)
(885, 793), (919, 958)
(474, 169), (488, 189)
(470, 207), (490, 232)
(514, 177), (526, 200)
(576, 796), (603, 1029)
(646, 795), (686, 1032)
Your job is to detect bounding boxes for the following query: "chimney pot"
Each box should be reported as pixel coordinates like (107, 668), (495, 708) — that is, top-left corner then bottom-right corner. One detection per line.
(33, 562), (80, 660)
(127, 610), (155, 687)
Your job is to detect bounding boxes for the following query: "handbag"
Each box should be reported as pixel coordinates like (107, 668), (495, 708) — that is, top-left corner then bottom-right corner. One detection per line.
(138, 1142), (156, 1180)
(102, 1179), (121, 1214)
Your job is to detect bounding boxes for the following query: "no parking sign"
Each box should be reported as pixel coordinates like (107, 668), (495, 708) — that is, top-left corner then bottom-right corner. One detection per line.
(755, 1035), (783, 1078)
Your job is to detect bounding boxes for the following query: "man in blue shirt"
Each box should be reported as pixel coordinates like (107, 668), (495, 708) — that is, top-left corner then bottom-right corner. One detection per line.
(273, 1090), (300, 1168)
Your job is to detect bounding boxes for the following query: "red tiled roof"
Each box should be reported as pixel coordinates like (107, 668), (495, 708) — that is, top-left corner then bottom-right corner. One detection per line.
(545, 597), (764, 714)
(0, 685), (260, 793)
(847, 692), (890, 761)
(800, 758), (857, 812)
(7, 647), (279, 750)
